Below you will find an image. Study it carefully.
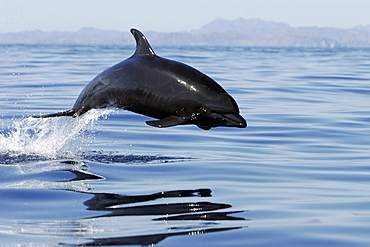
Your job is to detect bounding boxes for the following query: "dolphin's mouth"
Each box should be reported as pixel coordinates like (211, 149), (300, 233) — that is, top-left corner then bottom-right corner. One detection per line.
(206, 112), (247, 128)
(220, 113), (247, 128)
(194, 112), (247, 130)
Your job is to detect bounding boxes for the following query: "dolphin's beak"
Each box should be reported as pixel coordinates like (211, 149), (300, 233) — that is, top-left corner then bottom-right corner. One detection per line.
(220, 113), (247, 128)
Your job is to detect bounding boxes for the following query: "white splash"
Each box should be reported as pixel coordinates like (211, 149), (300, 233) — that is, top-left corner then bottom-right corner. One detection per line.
(0, 109), (115, 159)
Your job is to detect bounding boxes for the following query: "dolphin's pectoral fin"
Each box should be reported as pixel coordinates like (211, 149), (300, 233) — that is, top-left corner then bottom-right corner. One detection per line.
(146, 116), (189, 128)
(197, 125), (212, 130)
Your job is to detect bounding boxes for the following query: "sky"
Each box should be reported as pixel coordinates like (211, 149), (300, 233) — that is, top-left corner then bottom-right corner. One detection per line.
(1, 0), (370, 33)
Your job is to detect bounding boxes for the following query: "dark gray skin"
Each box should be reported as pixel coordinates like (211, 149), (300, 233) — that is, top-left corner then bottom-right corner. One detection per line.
(34, 29), (247, 130)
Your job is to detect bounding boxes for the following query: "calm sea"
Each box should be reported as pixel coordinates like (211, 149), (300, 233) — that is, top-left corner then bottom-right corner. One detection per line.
(0, 44), (370, 246)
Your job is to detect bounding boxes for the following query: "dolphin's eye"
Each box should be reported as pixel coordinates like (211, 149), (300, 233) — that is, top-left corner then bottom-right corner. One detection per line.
(200, 106), (208, 113)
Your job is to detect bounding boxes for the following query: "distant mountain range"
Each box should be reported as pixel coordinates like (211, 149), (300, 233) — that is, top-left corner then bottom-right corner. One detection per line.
(2, 18), (370, 47)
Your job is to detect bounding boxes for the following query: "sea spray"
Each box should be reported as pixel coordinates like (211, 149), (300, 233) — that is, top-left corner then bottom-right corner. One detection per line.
(0, 109), (115, 161)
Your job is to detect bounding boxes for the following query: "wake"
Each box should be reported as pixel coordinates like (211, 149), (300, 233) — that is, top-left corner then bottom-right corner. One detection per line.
(0, 109), (115, 163)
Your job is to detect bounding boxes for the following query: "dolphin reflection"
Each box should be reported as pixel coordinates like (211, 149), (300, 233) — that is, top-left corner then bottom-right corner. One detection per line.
(78, 188), (246, 246)
(75, 227), (242, 247)
(83, 189), (244, 221)
(9, 159), (247, 246)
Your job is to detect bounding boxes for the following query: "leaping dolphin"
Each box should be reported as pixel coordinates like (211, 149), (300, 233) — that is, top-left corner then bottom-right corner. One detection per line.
(34, 28), (247, 130)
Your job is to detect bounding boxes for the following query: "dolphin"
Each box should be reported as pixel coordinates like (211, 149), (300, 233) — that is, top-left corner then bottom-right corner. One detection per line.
(34, 28), (247, 130)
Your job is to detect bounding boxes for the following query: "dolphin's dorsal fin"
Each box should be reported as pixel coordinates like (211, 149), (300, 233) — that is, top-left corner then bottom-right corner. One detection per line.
(130, 28), (156, 57)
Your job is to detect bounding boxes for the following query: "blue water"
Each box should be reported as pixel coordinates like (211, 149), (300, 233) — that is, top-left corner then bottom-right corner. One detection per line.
(1, 44), (370, 246)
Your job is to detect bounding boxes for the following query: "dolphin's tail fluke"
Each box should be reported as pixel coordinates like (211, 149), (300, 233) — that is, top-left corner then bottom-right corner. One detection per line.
(32, 109), (76, 118)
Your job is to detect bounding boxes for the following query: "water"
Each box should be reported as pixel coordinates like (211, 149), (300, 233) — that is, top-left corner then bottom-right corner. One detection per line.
(1, 44), (370, 246)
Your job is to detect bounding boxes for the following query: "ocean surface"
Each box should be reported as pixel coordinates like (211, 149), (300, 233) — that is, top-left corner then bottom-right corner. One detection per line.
(0, 44), (370, 247)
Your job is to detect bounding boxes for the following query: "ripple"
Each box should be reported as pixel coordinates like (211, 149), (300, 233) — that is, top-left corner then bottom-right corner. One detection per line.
(0, 152), (189, 165)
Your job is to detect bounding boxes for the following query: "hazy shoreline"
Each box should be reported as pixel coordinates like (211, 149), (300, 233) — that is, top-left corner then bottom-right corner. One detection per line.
(1, 18), (370, 47)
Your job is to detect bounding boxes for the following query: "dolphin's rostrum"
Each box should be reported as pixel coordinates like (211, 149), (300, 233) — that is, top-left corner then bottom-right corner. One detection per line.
(34, 29), (247, 130)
